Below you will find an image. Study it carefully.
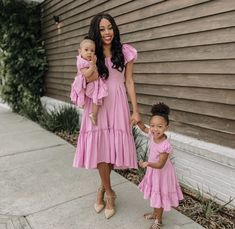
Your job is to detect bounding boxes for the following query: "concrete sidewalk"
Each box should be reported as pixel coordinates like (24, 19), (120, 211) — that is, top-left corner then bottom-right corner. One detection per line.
(0, 104), (204, 229)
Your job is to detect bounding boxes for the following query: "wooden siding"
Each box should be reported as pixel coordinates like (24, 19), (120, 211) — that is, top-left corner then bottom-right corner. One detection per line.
(41, 0), (235, 148)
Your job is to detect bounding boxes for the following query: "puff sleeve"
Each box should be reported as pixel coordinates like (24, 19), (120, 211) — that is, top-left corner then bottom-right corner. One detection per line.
(160, 140), (173, 154)
(122, 44), (137, 65)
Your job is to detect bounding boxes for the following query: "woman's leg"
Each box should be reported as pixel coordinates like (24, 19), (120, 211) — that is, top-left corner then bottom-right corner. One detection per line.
(97, 162), (116, 220)
(97, 162), (113, 196)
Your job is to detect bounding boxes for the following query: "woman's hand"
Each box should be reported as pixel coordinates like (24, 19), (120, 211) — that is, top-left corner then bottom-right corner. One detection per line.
(86, 72), (99, 83)
(130, 111), (141, 126)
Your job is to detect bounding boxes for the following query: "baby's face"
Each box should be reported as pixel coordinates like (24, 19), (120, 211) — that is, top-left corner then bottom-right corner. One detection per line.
(79, 41), (95, 61)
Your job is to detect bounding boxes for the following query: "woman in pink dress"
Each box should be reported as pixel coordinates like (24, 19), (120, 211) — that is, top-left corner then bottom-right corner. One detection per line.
(137, 103), (183, 229)
(73, 13), (140, 219)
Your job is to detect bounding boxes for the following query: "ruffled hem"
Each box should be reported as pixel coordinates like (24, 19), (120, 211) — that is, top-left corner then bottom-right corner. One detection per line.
(138, 181), (184, 211)
(73, 128), (138, 169)
(70, 74), (86, 107)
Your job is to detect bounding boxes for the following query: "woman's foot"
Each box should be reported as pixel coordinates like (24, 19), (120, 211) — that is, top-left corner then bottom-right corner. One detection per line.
(104, 191), (116, 219)
(144, 212), (156, 220)
(89, 113), (97, 125)
(149, 219), (162, 229)
(94, 186), (105, 213)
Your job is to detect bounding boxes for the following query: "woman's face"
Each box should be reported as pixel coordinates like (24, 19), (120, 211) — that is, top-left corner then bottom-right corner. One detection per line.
(99, 18), (114, 45)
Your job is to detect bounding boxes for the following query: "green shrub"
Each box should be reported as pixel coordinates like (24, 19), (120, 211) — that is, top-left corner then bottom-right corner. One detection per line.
(0, 0), (47, 115)
(132, 125), (149, 178)
(39, 106), (80, 135)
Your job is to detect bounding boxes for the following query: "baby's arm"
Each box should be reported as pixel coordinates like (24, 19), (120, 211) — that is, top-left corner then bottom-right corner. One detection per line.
(80, 55), (98, 82)
(137, 120), (149, 134)
(139, 153), (169, 169)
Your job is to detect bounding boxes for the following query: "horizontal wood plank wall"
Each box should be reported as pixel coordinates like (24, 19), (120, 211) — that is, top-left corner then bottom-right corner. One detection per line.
(41, 0), (235, 148)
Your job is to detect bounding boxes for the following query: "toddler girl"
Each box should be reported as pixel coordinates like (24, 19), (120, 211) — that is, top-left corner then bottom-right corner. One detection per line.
(70, 38), (108, 125)
(137, 102), (183, 229)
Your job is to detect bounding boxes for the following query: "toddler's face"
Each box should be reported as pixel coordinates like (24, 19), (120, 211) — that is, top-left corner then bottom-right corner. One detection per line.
(149, 116), (168, 140)
(79, 41), (95, 61)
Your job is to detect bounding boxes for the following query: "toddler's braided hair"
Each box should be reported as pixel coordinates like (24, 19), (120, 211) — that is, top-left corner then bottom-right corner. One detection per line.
(151, 102), (170, 125)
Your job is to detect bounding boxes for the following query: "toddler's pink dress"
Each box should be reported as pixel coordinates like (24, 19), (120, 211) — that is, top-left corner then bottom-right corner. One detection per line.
(138, 135), (183, 211)
(73, 44), (138, 169)
(70, 55), (108, 107)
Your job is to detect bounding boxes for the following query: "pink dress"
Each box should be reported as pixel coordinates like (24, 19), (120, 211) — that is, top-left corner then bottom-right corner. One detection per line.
(138, 136), (183, 211)
(70, 55), (108, 107)
(73, 44), (138, 169)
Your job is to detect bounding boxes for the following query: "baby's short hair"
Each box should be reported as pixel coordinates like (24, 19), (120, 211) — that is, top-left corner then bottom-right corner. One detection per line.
(79, 36), (95, 48)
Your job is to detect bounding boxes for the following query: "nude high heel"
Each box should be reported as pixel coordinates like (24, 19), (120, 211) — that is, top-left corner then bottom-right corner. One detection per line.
(104, 192), (116, 219)
(94, 186), (105, 213)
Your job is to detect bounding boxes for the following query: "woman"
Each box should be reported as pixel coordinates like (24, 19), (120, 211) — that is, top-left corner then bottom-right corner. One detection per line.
(73, 13), (140, 219)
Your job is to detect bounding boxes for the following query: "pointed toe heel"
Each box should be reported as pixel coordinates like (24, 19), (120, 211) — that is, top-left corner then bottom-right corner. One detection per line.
(94, 186), (105, 213)
(104, 192), (116, 219)
(94, 203), (105, 213)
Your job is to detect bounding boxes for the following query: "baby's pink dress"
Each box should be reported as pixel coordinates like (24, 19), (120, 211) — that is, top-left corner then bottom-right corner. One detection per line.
(70, 55), (108, 107)
(138, 136), (183, 211)
(73, 44), (138, 169)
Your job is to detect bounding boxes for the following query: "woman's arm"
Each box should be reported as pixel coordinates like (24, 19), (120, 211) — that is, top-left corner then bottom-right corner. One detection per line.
(139, 153), (169, 169)
(125, 60), (141, 124)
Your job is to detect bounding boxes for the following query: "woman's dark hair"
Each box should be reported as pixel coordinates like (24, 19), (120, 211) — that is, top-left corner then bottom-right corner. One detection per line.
(88, 13), (125, 79)
(151, 102), (170, 125)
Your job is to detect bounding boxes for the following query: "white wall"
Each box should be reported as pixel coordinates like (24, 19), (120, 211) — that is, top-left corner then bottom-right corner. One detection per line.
(169, 132), (235, 207)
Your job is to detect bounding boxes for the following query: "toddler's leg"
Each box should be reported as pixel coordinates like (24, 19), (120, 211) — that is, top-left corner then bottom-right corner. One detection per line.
(155, 208), (163, 224)
(149, 208), (163, 229)
(89, 103), (99, 125)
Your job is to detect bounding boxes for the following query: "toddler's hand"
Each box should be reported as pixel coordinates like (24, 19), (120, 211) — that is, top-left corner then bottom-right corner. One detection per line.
(139, 160), (148, 168)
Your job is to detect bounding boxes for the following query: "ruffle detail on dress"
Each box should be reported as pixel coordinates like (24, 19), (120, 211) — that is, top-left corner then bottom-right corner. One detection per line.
(85, 78), (108, 105)
(138, 181), (184, 212)
(70, 74), (87, 107)
(73, 128), (137, 169)
(122, 44), (137, 65)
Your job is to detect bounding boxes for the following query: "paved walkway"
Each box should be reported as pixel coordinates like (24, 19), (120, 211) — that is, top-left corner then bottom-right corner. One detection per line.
(0, 104), (204, 229)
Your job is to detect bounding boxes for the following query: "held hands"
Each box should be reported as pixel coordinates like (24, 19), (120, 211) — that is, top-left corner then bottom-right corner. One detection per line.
(130, 111), (141, 126)
(139, 160), (148, 168)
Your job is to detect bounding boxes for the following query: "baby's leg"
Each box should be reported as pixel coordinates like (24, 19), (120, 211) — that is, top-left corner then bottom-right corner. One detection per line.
(89, 103), (99, 125)
(92, 103), (99, 117)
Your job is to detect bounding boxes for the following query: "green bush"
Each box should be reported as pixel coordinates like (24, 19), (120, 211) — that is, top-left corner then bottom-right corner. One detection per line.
(39, 106), (80, 135)
(0, 0), (47, 116)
